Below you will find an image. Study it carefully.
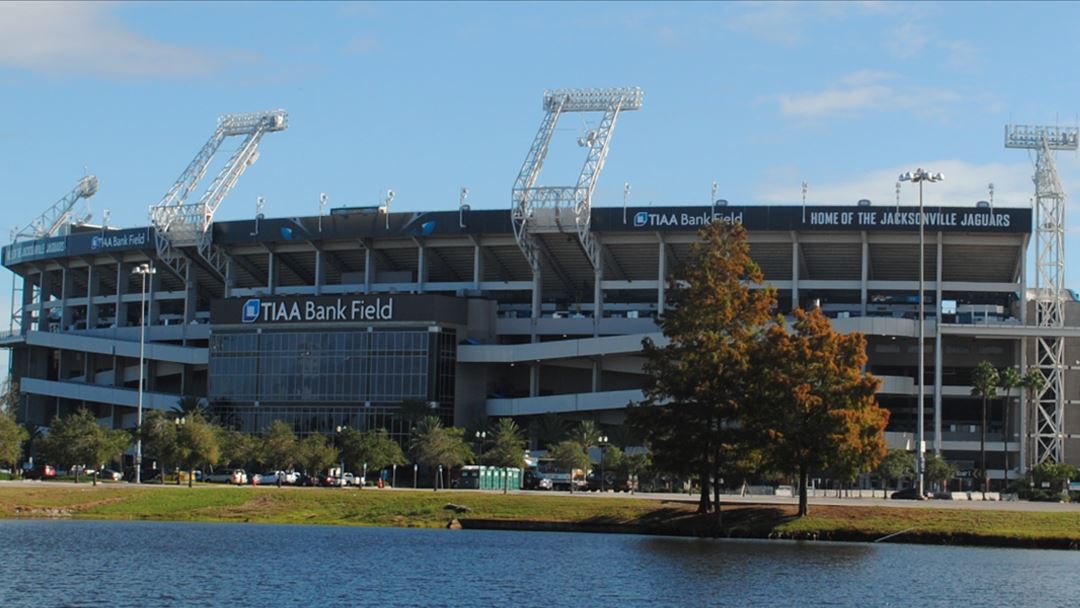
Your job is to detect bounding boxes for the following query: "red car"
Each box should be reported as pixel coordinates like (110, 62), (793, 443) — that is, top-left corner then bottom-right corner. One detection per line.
(23, 464), (57, 480)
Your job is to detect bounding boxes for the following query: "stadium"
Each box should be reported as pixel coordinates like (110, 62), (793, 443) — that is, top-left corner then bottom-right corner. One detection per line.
(3, 94), (1079, 488)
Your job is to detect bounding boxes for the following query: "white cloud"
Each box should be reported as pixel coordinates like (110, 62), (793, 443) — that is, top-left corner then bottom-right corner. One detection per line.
(344, 35), (380, 54)
(757, 160), (1038, 208)
(774, 70), (962, 120)
(882, 21), (929, 59)
(724, 2), (802, 45)
(0, 2), (230, 77)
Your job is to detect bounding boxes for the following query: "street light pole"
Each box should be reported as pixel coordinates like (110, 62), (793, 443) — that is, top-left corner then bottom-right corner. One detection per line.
(598, 435), (608, 492)
(132, 263), (156, 484)
(898, 169), (944, 499)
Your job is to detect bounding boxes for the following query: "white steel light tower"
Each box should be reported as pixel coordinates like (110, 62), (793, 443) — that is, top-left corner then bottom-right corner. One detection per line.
(1006, 124), (1078, 465)
(9, 175), (99, 334)
(511, 87), (642, 273)
(149, 110), (287, 280)
(899, 168), (944, 499)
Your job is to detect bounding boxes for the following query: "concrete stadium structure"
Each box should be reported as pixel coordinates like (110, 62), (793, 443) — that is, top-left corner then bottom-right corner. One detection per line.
(4, 201), (1077, 487)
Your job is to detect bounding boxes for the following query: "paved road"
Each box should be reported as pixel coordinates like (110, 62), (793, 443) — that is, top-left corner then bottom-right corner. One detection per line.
(5, 479), (1079, 512)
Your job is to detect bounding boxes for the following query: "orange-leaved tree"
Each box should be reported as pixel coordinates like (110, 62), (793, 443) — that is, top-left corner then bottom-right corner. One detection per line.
(750, 307), (888, 517)
(629, 221), (775, 516)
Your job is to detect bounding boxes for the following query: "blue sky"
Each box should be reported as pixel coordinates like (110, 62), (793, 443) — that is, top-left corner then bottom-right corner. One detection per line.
(2, 1), (1080, 287)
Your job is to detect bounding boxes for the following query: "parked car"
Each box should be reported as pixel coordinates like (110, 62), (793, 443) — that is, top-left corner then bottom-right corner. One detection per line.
(122, 468), (162, 483)
(890, 487), (932, 500)
(205, 469), (247, 485)
(98, 468), (123, 481)
(322, 472), (356, 487)
(253, 471), (300, 485)
(524, 470), (553, 491)
(23, 464), (57, 480)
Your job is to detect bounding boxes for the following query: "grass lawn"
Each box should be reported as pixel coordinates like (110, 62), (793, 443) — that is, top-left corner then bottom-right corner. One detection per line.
(1, 484), (1078, 548)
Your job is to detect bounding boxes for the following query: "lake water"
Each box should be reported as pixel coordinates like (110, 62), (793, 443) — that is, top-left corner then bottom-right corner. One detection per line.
(1, 520), (1078, 607)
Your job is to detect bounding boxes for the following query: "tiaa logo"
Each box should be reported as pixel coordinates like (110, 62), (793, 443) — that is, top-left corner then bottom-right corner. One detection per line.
(242, 299), (261, 323)
(633, 211), (649, 227)
(90, 235), (103, 250)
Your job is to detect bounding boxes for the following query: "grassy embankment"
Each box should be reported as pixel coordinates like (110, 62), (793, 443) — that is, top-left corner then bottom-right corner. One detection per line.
(1, 484), (1078, 549)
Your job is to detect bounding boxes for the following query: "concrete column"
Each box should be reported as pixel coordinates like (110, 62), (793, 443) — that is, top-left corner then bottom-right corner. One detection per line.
(36, 269), (54, 332)
(148, 264), (162, 322)
(657, 238), (666, 317)
(592, 356), (602, 392)
(529, 363), (540, 397)
(224, 257), (235, 299)
(791, 234), (800, 310)
(267, 251), (278, 295)
(86, 264), (99, 329)
(472, 245), (483, 291)
(933, 232), (943, 454)
(60, 267), (76, 329)
(416, 244), (427, 292)
(531, 267), (542, 344)
(20, 275), (34, 333)
(314, 250), (325, 296)
(363, 247), (373, 293)
(593, 247), (603, 338)
(860, 232), (869, 317)
(115, 262), (129, 327)
(183, 262), (197, 324)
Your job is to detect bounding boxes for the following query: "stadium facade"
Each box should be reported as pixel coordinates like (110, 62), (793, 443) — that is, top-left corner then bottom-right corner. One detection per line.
(4, 202), (1078, 485)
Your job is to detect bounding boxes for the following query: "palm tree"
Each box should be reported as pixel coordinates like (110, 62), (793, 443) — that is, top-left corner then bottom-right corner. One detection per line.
(970, 361), (998, 497)
(172, 395), (210, 419)
(531, 413), (567, 449)
(997, 367), (1020, 489)
(572, 420), (601, 451)
(483, 418), (527, 494)
(1020, 369), (1046, 475)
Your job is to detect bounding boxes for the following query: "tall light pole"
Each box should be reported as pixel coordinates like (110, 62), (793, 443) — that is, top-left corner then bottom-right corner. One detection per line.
(598, 434), (609, 492)
(132, 262), (156, 484)
(898, 169), (944, 499)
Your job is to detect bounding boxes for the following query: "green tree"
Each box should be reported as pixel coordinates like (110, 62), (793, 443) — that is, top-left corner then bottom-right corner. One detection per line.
(297, 433), (339, 477)
(141, 410), (180, 483)
(399, 398), (434, 429)
(1020, 370), (1046, 474)
(410, 416), (474, 490)
(970, 361), (999, 496)
(40, 409), (130, 485)
(352, 429), (408, 481)
(175, 415), (220, 487)
(530, 413), (567, 449)
(337, 426), (365, 473)
(482, 418), (527, 493)
(0, 409), (29, 472)
(876, 449), (915, 497)
(601, 444), (625, 474)
(997, 366), (1021, 487)
(0, 378), (20, 414)
(571, 420), (601, 452)
(623, 451), (652, 493)
(548, 439), (590, 493)
(262, 420), (299, 471)
(629, 221), (775, 516)
(172, 395), (210, 419)
(924, 453), (957, 491)
(750, 308), (889, 516)
(217, 428), (261, 469)
(1030, 461), (1078, 494)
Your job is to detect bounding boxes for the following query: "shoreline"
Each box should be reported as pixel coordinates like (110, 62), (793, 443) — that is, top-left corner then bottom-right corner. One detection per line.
(1, 483), (1078, 551)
